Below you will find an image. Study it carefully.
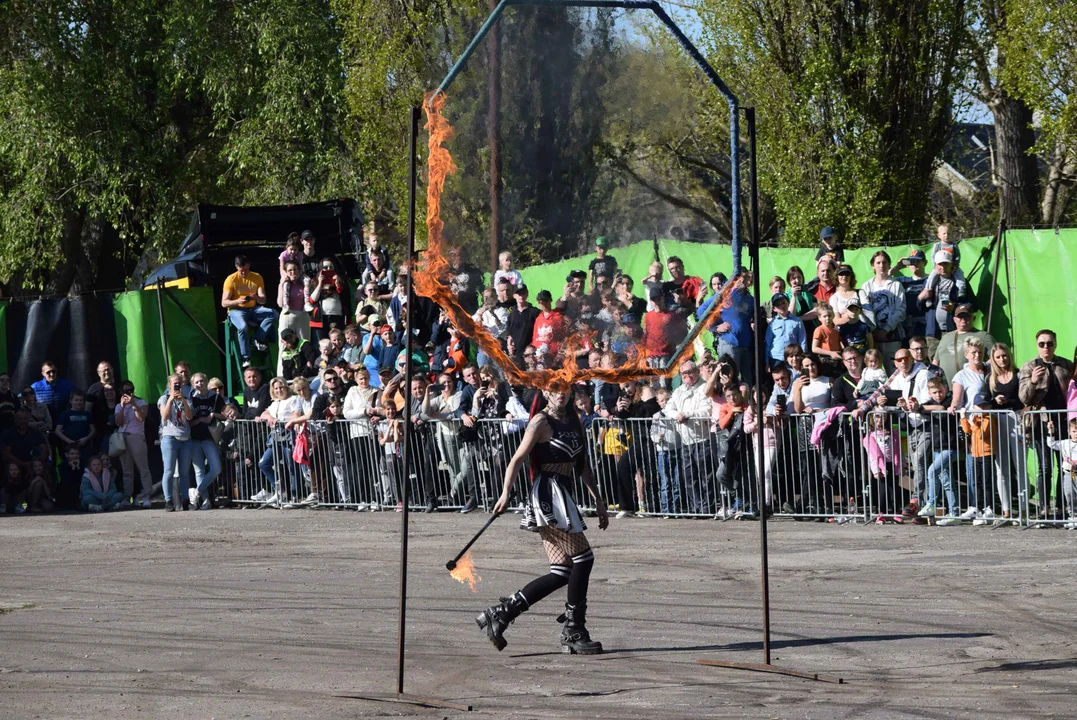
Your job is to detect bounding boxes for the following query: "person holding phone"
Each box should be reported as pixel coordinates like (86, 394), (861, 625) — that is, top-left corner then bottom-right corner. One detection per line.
(116, 381), (152, 508)
(308, 258), (347, 343)
(221, 254), (277, 368)
(158, 374), (194, 511)
(1019, 329), (1075, 519)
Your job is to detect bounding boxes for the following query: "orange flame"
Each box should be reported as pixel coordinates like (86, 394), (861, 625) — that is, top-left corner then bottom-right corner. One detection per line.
(414, 92), (727, 390)
(449, 550), (482, 592)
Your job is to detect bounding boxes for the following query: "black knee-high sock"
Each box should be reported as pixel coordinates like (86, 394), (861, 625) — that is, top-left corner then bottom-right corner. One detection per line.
(567, 550), (594, 606)
(517, 563), (571, 607)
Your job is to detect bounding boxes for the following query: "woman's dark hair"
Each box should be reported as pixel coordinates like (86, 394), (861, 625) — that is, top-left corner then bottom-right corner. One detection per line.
(786, 265), (805, 283)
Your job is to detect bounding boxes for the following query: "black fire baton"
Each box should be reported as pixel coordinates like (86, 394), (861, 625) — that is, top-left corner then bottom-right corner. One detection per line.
(446, 512), (501, 571)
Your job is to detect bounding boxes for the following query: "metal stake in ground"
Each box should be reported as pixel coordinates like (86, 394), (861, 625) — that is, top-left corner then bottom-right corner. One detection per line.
(446, 513), (501, 571)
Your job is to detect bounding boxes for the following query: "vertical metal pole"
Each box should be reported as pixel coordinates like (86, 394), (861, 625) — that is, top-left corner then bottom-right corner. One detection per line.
(155, 281), (172, 378)
(745, 107), (771, 665)
(985, 217), (1006, 335)
(488, 0), (502, 275)
(397, 105), (421, 696)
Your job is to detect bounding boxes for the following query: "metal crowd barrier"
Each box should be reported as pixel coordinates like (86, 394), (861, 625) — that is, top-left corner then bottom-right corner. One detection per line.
(216, 410), (1063, 526)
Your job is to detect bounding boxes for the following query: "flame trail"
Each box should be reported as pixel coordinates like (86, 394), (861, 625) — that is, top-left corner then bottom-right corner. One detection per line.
(413, 92), (727, 390)
(449, 550), (482, 592)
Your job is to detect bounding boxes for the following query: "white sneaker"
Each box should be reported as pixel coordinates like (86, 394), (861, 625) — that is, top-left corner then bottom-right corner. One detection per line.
(188, 488), (200, 506)
(959, 507), (977, 520)
(264, 493), (278, 505)
(917, 503), (936, 518)
(972, 514), (988, 526)
(303, 493), (320, 505)
(1064, 516), (1077, 530)
(251, 489), (269, 503)
(615, 510), (629, 519)
(354, 502), (369, 511)
(937, 517), (961, 526)
(88, 504), (103, 513)
(368, 502), (381, 512)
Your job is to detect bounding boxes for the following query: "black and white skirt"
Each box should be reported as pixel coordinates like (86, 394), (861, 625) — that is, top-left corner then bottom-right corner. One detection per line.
(521, 472), (586, 534)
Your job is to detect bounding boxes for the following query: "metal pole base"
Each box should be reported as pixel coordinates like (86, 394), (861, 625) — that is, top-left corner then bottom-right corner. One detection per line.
(336, 692), (474, 711)
(696, 659), (845, 684)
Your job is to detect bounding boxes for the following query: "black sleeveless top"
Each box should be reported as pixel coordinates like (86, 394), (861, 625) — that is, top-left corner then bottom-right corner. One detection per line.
(531, 411), (586, 469)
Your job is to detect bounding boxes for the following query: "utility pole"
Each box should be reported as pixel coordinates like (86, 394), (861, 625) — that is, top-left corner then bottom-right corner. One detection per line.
(487, 0), (502, 275)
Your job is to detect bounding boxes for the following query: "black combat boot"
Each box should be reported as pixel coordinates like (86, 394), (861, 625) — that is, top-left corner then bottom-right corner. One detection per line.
(476, 592), (528, 651)
(560, 601), (603, 655)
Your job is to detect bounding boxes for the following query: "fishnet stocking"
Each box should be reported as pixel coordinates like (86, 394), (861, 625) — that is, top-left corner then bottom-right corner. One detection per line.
(539, 525), (590, 565)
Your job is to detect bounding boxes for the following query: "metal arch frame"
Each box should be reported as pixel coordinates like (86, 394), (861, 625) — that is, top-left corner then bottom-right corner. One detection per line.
(430, 0), (742, 272)
(382, 3), (811, 708)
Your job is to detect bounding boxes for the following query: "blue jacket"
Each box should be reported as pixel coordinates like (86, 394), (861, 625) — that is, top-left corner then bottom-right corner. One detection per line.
(31, 377), (75, 417)
(765, 314), (807, 362)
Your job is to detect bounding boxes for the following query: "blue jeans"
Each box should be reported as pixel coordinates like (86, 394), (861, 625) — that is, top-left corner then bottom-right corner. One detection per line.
(657, 450), (681, 514)
(228, 306), (278, 359)
(161, 435), (193, 504)
(192, 439), (222, 498)
(964, 454), (984, 510)
(258, 441), (299, 498)
(927, 450), (958, 512)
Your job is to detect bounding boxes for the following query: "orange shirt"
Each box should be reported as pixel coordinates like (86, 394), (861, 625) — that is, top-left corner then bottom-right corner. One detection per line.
(813, 325), (842, 352)
(960, 415), (995, 457)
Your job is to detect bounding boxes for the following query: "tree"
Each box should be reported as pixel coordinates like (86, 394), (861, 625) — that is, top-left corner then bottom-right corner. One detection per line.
(694, 0), (968, 246)
(431, 6), (618, 266)
(995, 0), (1077, 225)
(964, 0), (1041, 225)
(0, 0), (355, 295)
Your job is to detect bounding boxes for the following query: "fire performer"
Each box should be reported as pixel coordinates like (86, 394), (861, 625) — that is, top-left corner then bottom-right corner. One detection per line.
(476, 387), (609, 654)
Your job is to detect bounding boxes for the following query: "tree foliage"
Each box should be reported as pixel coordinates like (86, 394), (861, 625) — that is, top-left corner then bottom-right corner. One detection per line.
(0, 0), (353, 294)
(997, 0), (1077, 225)
(695, 0), (967, 247)
(434, 7), (618, 266)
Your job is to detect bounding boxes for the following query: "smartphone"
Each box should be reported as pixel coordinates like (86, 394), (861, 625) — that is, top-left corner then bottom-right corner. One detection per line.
(172, 383), (181, 393)
(428, 384), (445, 393)
(774, 392), (786, 407)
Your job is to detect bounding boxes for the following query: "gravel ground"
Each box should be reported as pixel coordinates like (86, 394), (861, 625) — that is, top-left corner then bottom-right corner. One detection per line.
(1, 509), (1075, 719)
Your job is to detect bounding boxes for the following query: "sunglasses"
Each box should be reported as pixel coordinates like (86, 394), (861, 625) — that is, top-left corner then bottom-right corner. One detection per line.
(895, 356), (912, 362)
(1039, 341), (1056, 348)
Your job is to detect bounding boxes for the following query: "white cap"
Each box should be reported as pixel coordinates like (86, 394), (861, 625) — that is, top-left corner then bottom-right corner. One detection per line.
(933, 250), (953, 265)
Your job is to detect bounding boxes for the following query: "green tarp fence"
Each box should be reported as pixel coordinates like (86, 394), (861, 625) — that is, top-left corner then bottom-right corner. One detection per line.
(1, 229), (1073, 393)
(516, 229), (1077, 365)
(112, 287), (223, 398)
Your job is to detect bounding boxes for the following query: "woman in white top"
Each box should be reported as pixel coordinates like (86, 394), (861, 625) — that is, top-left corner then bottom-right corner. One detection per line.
(831, 265), (860, 326)
(792, 354), (833, 413)
(342, 368), (382, 507)
(859, 250), (907, 370)
(158, 373), (194, 511)
(949, 337), (988, 411)
(256, 378), (297, 504)
(791, 354), (835, 516)
(283, 377), (319, 506)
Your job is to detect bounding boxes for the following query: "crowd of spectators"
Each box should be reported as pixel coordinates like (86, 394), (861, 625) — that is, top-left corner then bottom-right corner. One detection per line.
(3, 224), (1076, 527)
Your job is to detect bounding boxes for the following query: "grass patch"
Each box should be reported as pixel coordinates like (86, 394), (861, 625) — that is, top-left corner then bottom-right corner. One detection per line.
(0, 603), (36, 615)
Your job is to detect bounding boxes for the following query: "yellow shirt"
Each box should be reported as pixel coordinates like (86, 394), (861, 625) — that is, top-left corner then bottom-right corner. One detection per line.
(223, 271), (265, 309)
